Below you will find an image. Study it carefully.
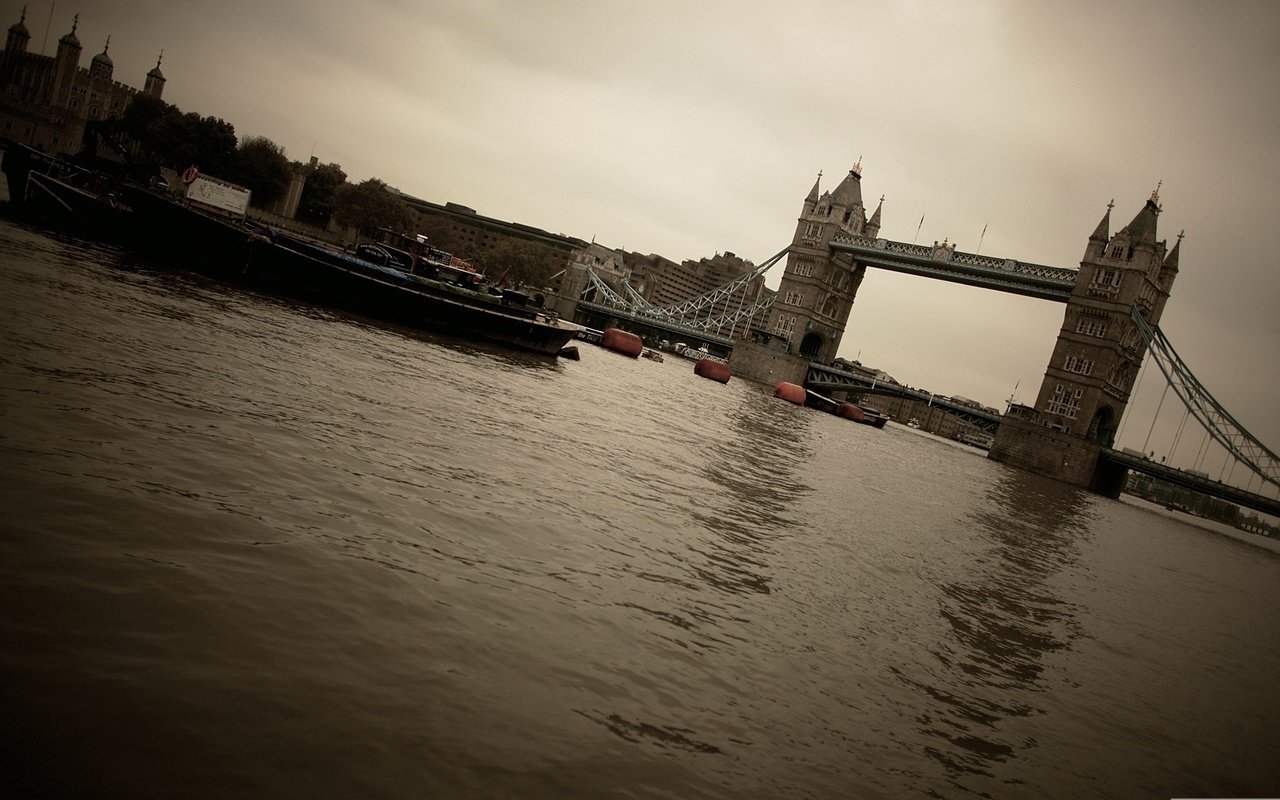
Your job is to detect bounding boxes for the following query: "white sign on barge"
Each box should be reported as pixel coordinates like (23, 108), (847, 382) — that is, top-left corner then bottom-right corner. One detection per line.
(184, 172), (252, 218)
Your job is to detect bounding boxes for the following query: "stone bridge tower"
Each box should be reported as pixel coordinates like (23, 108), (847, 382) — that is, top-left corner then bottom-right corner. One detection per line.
(730, 164), (882, 384)
(989, 189), (1181, 493)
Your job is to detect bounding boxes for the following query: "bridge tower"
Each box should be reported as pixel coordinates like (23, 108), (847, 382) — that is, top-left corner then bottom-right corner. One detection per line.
(730, 163), (882, 384)
(989, 189), (1182, 494)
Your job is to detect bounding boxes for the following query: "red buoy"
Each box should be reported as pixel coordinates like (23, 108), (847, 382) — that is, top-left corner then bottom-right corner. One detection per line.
(773, 382), (806, 404)
(600, 328), (643, 358)
(694, 358), (731, 383)
(836, 402), (865, 422)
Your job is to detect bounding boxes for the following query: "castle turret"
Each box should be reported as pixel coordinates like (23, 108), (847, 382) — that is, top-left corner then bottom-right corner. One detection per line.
(52, 14), (82, 106)
(2, 6), (30, 81)
(90, 37), (113, 81)
(144, 51), (165, 99)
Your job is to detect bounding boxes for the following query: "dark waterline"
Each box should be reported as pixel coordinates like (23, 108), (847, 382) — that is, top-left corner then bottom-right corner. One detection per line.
(1, 218), (1278, 799)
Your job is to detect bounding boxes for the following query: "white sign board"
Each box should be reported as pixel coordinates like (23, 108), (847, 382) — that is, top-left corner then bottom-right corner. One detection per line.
(185, 174), (252, 217)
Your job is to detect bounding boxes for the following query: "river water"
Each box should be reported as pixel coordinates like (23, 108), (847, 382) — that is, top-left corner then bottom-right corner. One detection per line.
(1, 216), (1277, 799)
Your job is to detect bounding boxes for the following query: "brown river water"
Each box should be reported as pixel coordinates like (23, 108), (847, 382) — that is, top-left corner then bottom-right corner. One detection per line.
(1, 217), (1277, 799)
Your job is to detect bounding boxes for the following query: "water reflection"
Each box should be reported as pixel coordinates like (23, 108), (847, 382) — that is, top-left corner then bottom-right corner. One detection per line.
(684, 390), (818, 596)
(908, 467), (1094, 788)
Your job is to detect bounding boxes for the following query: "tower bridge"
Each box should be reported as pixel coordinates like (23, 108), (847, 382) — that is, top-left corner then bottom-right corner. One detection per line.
(560, 163), (1278, 511)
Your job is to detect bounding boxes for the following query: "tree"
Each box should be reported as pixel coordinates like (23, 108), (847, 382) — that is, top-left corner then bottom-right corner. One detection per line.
(233, 136), (291, 208)
(142, 109), (236, 177)
(485, 239), (565, 290)
(412, 214), (463, 254)
(332, 178), (415, 238)
(296, 161), (347, 227)
(118, 94), (171, 145)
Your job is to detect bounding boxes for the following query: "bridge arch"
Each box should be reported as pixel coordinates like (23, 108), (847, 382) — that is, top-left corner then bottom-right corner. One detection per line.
(1086, 404), (1117, 446)
(799, 331), (824, 358)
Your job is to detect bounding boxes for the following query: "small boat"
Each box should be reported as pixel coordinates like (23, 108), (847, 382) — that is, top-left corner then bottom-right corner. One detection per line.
(640, 348), (664, 362)
(802, 390), (889, 428)
(673, 342), (726, 363)
(575, 327), (604, 344)
(857, 406), (892, 428)
(906, 417), (921, 429)
(956, 429), (995, 449)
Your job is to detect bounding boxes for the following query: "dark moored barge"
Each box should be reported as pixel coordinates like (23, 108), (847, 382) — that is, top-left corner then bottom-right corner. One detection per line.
(120, 185), (581, 356)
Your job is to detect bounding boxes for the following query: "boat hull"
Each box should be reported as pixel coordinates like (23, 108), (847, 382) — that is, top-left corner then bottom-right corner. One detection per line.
(119, 188), (580, 355)
(249, 234), (580, 355)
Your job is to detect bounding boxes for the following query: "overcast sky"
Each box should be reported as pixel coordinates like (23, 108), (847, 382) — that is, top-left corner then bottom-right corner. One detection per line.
(22, 0), (1279, 484)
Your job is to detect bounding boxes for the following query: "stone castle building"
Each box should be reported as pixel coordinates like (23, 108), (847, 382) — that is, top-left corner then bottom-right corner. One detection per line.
(989, 190), (1181, 492)
(0, 9), (165, 154)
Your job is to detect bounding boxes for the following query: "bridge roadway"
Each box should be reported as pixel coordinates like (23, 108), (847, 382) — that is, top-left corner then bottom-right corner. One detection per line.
(575, 300), (736, 351)
(828, 232), (1078, 302)
(1101, 449), (1280, 517)
(805, 363), (1001, 432)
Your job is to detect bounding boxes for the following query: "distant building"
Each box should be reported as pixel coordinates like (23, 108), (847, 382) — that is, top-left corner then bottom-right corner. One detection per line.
(397, 195), (586, 270)
(0, 9), (166, 154)
(571, 241), (630, 289)
(619, 249), (769, 339)
(627, 250), (762, 303)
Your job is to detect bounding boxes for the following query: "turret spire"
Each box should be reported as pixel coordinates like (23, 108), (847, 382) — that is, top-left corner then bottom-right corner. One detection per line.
(1089, 199), (1112, 242)
(867, 194), (883, 230)
(805, 170), (822, 204)
(1122, 192), (1162, 244)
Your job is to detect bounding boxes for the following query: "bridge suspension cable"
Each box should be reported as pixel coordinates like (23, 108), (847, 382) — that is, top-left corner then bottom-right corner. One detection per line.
(581, 246), (789, 335)
(1131, 308), (1279, 490)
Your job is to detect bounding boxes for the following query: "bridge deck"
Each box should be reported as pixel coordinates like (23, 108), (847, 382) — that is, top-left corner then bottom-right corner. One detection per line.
(1102, 449), (1280, 517)
(828, 232), (1078, 302)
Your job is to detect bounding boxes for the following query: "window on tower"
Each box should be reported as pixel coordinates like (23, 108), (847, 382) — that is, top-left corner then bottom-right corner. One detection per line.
(1091, 267), (1121, 288)
(1046, 383), (1083, 419)
(1075, 314), (1108, 338)
(1063, 354), (1094, 375)
(772, 313), (796, 337)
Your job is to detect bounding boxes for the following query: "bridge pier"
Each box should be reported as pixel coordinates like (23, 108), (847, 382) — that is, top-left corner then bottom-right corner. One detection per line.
(728, 340), (808, 386)
(989, 416), (1125, 498)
